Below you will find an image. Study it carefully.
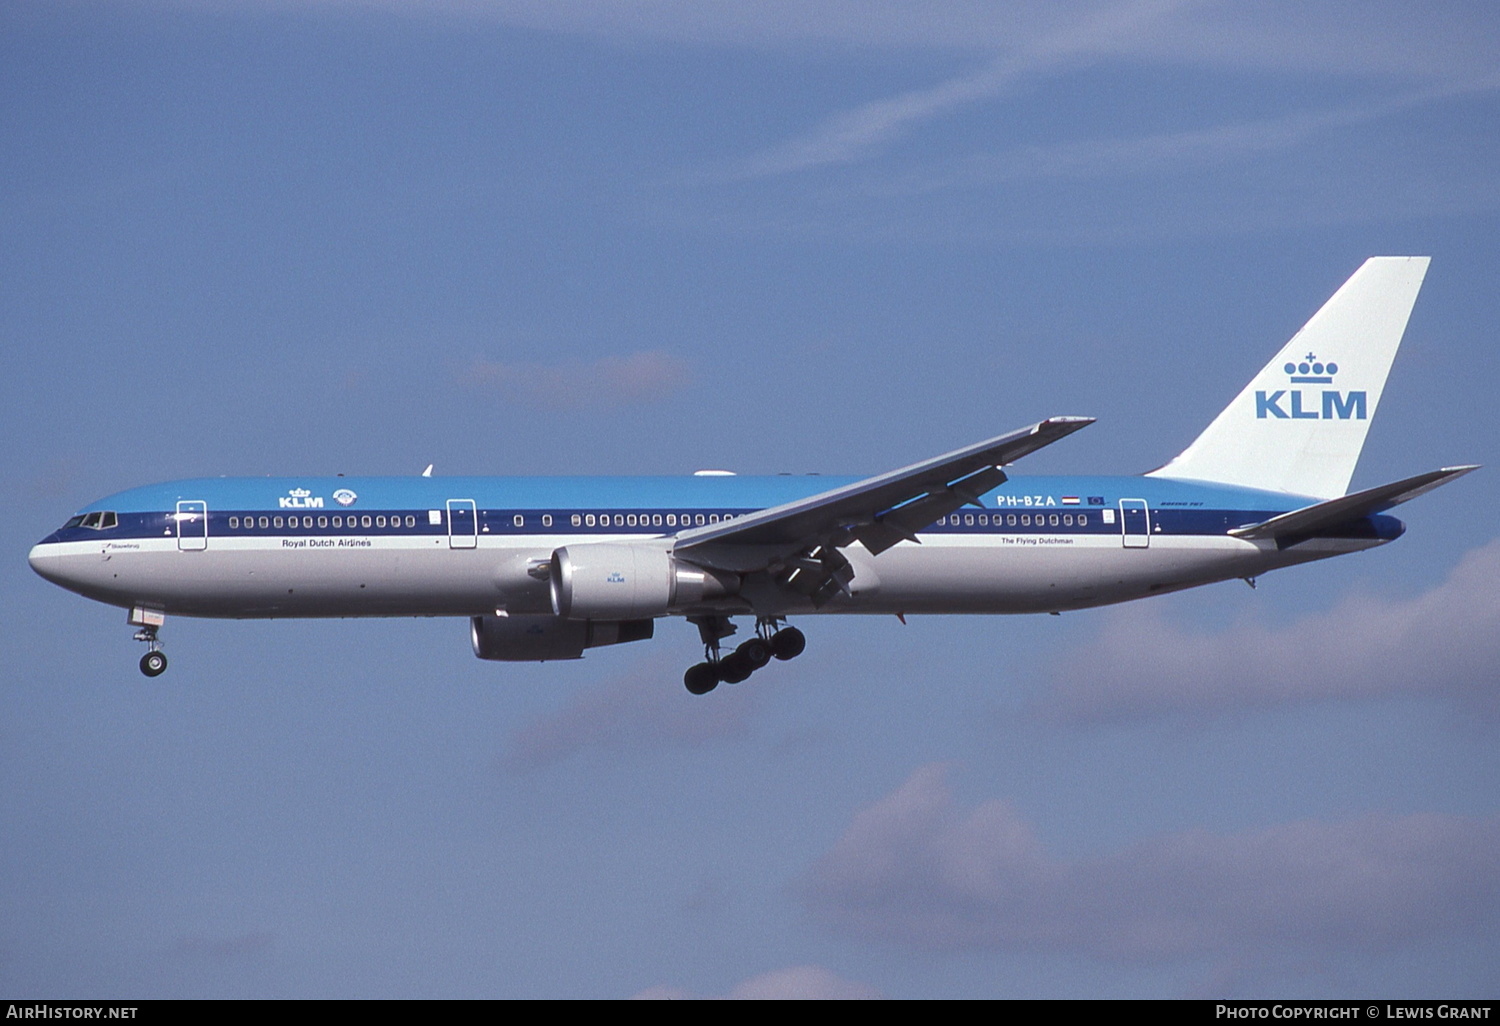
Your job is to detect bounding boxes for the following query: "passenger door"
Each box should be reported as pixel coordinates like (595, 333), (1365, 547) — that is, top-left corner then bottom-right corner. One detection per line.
(176, 500), (208, 551)
(447, 499), (478, 549)
(1119, 498), (1150, 549)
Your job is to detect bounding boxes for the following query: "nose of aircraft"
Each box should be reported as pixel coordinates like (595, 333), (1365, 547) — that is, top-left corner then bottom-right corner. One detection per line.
(28, 541), (64, 585)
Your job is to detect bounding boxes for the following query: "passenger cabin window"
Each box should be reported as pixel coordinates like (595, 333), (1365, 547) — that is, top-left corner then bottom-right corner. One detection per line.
(542, 514), (553, 528)
(513, 515), (524, 527)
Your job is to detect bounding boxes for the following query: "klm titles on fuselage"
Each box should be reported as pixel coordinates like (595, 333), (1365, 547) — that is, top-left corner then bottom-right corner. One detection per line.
(1255, 354), (1367, 421)
(277, 487), (357, 510)
(279, 488), (323, 510)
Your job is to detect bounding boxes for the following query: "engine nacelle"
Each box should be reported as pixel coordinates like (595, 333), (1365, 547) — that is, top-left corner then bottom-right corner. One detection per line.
(549, 543), (736, 620)
(469, 614), (654, 662)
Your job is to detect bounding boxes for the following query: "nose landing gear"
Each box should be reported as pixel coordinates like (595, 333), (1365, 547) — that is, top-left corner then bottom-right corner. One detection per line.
(683, 616), (805, 694)
(130, 607), (168, 677)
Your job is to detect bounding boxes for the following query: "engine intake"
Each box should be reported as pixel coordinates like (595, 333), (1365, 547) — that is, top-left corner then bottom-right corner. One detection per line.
(550, 543), (736, 620)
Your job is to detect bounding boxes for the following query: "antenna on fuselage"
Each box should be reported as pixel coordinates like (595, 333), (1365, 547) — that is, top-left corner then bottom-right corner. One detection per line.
(422, 464), (433, 477)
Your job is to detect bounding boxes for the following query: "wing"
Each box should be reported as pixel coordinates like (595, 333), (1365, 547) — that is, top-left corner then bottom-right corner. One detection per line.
(1229, 465), (1479, 548)
(673, 416), (1093, 604)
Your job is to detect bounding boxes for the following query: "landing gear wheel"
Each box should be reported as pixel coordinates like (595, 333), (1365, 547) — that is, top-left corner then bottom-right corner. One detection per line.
(140, 650), (168, 677)
(736, 637), (773, 670)
(717, 652), (754, 684)
(770, 627), (806, 661)
(684, 662), (719, 695)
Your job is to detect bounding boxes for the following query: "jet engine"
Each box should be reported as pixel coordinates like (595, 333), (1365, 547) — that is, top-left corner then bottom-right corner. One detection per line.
(549, 543), (736, 620)
(470, 614), (654, 662)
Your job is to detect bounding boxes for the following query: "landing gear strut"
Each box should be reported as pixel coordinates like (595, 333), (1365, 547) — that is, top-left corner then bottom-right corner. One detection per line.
(682, 616), (805, 695)
(135, 626), (167, 677)
(130, 607), (168, 677)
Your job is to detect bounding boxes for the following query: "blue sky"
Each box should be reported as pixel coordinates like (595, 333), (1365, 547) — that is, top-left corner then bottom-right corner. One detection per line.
(3, 0), (1499, 999)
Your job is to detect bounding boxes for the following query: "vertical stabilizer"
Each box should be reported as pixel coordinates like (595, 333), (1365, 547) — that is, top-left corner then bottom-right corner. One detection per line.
(1147, 257), (1429, 499)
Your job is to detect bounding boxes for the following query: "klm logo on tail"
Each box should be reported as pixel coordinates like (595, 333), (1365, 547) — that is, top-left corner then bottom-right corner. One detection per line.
(1255, 353), (1366, 420)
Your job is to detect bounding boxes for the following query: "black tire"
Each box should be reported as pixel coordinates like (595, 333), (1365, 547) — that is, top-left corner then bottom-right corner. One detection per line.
(718, 652), (754, 684)
(684, 662), (719, 695)
(140, 651), (168, 677)
(737, 637), (773, 670)
(770, 627), (806, 661)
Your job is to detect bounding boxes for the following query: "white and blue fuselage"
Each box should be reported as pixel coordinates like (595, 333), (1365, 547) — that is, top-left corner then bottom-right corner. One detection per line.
(29, 472), (1400, 620)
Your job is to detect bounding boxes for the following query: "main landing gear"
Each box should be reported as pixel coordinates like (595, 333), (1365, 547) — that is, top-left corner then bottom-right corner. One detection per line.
(683, 616), (806, 695)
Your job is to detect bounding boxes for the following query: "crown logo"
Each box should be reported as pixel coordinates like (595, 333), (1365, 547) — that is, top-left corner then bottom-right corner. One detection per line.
(288, 487), (312, 498)
(1284, 352), (1337, 384)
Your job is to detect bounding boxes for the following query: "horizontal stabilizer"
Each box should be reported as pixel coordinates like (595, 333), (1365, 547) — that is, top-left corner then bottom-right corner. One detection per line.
(1230, 465), (1478, 543)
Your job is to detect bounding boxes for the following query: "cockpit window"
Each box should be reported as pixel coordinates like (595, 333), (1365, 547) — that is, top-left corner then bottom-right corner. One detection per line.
(68, 512), (118, 530)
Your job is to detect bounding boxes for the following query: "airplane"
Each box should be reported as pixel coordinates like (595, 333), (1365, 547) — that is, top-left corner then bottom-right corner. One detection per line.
(28, 257), (1477, 694)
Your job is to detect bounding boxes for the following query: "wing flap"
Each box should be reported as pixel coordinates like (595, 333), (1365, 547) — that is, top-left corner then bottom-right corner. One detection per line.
(1229, 465), (1479, 543)
(842, 464), (1008, 556)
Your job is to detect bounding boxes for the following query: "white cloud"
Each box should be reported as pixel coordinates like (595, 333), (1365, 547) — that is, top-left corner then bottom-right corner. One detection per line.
(463, 350), (691, 410)
(805, 764), (1500, 961)
(734, 0), (1190, 178)
(871, 75), (1500, 196)
(633, 964), (882, 999)
(1042, 538), (1500, 722)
